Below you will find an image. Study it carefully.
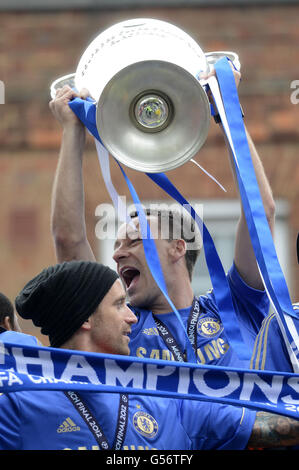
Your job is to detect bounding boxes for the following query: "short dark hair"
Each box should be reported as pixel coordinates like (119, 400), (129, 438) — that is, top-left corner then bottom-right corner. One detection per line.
(130, 207), (202, 280)
(0, 292), (15, 328)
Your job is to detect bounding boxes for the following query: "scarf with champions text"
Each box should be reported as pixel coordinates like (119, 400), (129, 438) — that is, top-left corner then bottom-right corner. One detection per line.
(0, 339), (299, 421)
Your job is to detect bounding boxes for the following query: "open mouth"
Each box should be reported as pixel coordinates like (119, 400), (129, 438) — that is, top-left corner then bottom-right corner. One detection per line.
(124, 330), (131, 340)
(120, 267), (140, 290)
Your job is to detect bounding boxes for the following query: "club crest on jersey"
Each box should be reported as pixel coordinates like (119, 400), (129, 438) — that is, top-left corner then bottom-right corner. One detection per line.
(133, 411), (158, 439)
(197, 317), (223, 338)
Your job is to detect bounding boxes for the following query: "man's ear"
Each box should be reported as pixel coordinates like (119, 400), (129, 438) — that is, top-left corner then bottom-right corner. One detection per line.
(3, 316), (13, 331)
(169, 239), (186, 261)
(81, 317), (92, 331)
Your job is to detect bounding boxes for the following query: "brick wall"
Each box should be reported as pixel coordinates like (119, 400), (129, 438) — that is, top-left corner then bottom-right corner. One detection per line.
(0, 5), (298, 342)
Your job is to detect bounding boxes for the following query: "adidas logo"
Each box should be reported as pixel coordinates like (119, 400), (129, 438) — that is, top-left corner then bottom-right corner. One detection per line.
(57, 417), (80, 433)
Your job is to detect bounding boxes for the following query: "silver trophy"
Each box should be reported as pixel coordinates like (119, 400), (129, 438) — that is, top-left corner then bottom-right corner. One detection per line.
(50, 19), (240, 173)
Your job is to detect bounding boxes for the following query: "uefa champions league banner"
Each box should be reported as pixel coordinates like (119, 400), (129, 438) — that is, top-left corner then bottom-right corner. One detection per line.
(1, 340), (299, 420)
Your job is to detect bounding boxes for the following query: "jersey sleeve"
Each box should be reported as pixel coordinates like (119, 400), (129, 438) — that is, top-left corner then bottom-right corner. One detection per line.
(0, 331), (43, 347)
(227, 263), (270, 348)
(0, 393), (21, 450)
(181, 400), (256, 450)
(250, 310), (299, 372)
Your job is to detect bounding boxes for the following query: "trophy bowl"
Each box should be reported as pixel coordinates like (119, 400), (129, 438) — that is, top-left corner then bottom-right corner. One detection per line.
(74, 18), (212, 173)
(49, 17), (242, 173)
(96, 59), (211, 173)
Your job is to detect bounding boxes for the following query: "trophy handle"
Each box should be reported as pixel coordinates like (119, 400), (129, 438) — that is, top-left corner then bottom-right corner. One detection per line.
(205, 51), (240, 71)
(50, 73), (76, 99)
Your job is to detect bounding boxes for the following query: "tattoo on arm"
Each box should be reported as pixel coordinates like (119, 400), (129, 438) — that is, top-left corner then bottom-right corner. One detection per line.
(247, 411), (299, 448)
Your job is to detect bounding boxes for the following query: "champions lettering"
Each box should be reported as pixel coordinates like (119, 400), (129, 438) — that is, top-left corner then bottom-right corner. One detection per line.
(0, 341), (299, 419)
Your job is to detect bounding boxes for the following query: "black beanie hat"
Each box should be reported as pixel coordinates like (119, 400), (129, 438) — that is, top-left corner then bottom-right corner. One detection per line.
(15, 260), (119, 347)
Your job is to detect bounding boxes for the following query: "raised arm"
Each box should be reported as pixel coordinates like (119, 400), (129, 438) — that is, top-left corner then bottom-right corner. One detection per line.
(225, 125), (275, 290)
(206, 64), (275, 290)
(49, 86), (96, 263)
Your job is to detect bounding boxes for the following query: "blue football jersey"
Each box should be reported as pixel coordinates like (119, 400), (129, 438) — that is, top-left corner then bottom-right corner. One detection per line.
(0, 390), (255, 450)
(129, 264), (269, 367)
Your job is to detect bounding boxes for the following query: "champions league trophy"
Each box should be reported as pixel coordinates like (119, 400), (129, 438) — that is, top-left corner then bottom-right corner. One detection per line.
(50, 18), (240, 173)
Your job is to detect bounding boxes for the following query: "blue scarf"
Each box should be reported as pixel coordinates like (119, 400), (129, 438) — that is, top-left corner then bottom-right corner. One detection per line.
(0, 339), (298, 420)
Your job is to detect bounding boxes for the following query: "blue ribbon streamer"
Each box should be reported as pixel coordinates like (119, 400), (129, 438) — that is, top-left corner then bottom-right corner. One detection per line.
(116, 162), (198, 364)
(146, 171), (252, 361)
(213, 58), (299, 364)
(68, 96), (254, 362)
(69, 97), (101, 142)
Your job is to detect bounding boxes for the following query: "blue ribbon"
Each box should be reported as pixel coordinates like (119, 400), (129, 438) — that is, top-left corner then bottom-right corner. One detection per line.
(68, 95), (257, 362)
(116, 162), (198, 364)
(213, 58), (299, 364)
(69, 97), (101, 142)
(146, 171), (252, 361)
